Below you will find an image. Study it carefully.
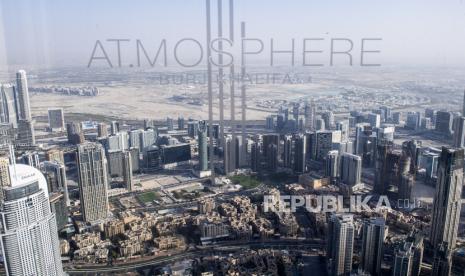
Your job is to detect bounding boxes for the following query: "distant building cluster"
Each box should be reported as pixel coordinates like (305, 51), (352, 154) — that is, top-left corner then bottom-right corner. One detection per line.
(30, 86), (99, 96)
(0, 69), (465, 276)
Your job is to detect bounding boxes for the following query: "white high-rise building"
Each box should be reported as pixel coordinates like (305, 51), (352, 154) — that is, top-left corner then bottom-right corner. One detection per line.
(327, 214), (355, 276)
(77, 143), (109, 222)
(0, 164), (63, 276)
(16, 70), (31, 121)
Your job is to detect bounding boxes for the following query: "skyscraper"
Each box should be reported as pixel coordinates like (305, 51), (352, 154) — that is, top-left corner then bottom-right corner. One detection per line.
(198, 120), (208, 171)
(435, 111), (453, 136)
(0, 83), (18, 128)
(432, 242), (452, 276)
(392, 242), (414, 276)
(66, 122), (84, 145)
(178, 116), (185, 130)
(403, 231), (424, 276)
(16, 70), (31, 121)
(374, 141), (394, 194)
(0, 164), (63, 275)
(453, 116), (465, 148)
(327, 214), (355, 276)
(430, 147), (463, 251)
(223, 135), (236, 174)
(293, 134), (306, 173)
(316, 130), (342, 160)
(76, 143), (109, 222)
(304, 100), (316, 130)
(42, 160), (70, 206)
(187, 121), (199, 138)
(250, 140), (261, 173)
(166, 117), (174, 131)
(339, 153), (362, 186)
(16, 119), (35, 146)
(122, 151), (133, 191)
(398, 153), (414, 201)
(325, 150), (339, 180)
(283, 135), (293, 168)
(110, 121), (120, 135)
(47, 108), (65, 131)
(361, 217), (386, 275)
(97, 122), (108, 138)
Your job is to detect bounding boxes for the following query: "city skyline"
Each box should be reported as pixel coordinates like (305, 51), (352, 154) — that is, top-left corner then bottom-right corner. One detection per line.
(0, 1), (465, 275)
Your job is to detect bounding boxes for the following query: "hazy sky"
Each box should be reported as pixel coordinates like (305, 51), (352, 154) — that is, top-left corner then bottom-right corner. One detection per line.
(1, 0), (465, 69)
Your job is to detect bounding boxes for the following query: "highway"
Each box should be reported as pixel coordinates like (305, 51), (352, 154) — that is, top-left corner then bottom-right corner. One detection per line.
(64, 239), (325, 274)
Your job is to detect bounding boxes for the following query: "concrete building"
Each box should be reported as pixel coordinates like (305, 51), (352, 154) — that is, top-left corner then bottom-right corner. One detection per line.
(16, 70), (31, 121)
(47, 108), (65, 131)
(430, 147), (463, 251)
(76, 143), (109, 222)
(0, 164), (63, 275)
(360, 217), (386, 275)
(327, 214), (355, 276)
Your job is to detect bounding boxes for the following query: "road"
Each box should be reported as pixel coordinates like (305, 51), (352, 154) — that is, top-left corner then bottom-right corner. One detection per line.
(64, 239), (325, 274)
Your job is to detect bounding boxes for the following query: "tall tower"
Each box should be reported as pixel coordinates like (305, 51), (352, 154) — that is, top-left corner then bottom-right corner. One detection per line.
(15, 70), (31, 121)
(432, 242), (452, 276)
(453, 116), (465, 148)
(223, 135), (235, 174)
(325, 150), (339, 180)
(430, 147), (463, 251)
(198, 121), (208, 172)
(304, 100), (316, 130)
(293, 134), (306, 173)
(42, 160), (70, 207)
(0, 84), (18, 128)
(283, 135), (293, 169)
(361, 217), (386, 275)
(122, 151), (133, 191)
(340, 153), (362, 186)
(250, 139), (261, 173)
(76, 143), (109, 222)
(392, 242), (414, 276)
(327, 214), (355, 276)
(0, 164), (63, 275)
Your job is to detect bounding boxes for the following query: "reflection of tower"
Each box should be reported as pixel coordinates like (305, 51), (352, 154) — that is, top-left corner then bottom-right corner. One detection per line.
(206, 0), (245, 179)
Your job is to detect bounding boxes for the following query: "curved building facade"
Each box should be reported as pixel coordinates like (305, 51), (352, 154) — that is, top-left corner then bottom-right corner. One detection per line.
(0, 164), (63, 276)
